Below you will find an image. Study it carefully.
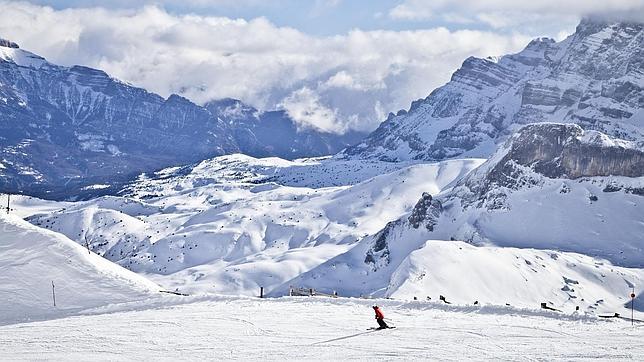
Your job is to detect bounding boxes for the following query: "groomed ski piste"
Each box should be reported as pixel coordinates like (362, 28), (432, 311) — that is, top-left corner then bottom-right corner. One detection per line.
(1, 293), (643, 360)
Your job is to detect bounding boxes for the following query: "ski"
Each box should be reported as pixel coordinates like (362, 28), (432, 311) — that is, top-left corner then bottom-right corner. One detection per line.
(366, 327), (396, 330)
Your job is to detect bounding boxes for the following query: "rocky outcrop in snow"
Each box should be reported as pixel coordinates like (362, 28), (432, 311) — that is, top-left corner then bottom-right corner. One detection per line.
(454, 123), (644, 210)
(0, 38), (18, 48)
(407, 192), (443, 230)
(494, 123), (644, 179)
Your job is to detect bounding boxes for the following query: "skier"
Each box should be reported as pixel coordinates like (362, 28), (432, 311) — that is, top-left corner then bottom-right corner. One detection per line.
(372, 305), (389, 329)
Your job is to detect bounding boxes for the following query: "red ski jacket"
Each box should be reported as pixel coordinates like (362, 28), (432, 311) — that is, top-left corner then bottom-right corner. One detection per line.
(374, 307), (384, 320)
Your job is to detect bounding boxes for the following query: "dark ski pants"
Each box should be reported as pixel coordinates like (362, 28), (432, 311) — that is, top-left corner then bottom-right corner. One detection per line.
(377, 318), (388, 329)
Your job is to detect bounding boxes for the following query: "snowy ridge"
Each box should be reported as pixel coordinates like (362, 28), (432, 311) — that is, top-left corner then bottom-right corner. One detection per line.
(0, 45), (46, 68)
(124, 153), (425, 196)
(0, 214), (160, 325)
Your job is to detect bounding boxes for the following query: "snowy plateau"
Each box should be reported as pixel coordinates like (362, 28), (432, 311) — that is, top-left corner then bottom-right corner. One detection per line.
(1, 18), (643, 361)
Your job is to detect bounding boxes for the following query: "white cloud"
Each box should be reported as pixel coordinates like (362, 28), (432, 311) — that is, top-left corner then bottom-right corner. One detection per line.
(280, 87), (344, 134)
(0, 1), (534, 133)
(389, 0), (644, 24)
(320, 70), (385, 92)
(389, 0), (434, 21)
(323, 71), (359, 90)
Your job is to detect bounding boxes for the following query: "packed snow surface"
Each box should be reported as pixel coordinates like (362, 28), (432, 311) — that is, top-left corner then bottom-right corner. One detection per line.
(0, 296), (642, 361)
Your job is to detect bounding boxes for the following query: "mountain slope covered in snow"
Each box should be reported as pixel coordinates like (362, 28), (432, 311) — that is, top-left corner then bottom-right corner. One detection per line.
(18, 122), (644, 318)
(343, 18), (644, 161)
(24, 156), (483, 295)
(282, 123), (644, 316)
(0, 214), (159, 325)
(0, 42), (365, 199)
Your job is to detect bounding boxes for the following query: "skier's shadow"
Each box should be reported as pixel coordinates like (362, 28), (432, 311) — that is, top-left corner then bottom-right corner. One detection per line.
(311, 329), (379, 345)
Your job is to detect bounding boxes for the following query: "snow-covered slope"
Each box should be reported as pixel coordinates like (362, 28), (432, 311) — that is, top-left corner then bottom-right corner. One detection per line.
(0, 214), (160, 325)
(18, 124), (643, 317)
(25, 156), (483, 296)
(2, 296), (642, 360)
(286, 239), (642, 316)
(285, 123), (644, 316)
(343, 18), (644, 161)
(429, 123), (644, 267)
(390, 241), (641, 310)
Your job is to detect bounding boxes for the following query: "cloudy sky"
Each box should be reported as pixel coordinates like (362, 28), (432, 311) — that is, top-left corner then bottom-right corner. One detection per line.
(1, 1), (642, 133)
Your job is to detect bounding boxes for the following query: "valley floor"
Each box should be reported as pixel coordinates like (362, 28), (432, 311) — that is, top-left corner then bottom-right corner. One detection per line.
(1, 296), (642, 361)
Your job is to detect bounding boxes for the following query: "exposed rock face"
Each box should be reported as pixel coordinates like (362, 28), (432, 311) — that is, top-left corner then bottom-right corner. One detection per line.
(364, 220), (396, 268)
(0, 39), (18, 48)
(364, 192), (443, 270)
(408, 192), (442, 230)
(0, 45), (238, 198)
(496, 124), (644, 179)
(343, 19), (644, 161)
(453, 123), (644, 209)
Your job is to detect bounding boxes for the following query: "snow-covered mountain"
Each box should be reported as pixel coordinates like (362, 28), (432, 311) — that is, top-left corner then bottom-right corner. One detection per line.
(287, 124), (644, 310)
(0, 42), (365, 199)
(12, 123), (643, 317)
(23, 155), (482, 295)
(3, 17), (642, 320)
(286, 239), (642, 314)
(343, 18), (644, 161)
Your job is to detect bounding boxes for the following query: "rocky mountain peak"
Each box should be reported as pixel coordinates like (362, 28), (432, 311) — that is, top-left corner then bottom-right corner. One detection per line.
(0, 38), (19, 48)
(342, 18), (644, 162)
(573, 16), (640, 38)
(525, 37), (556, 50)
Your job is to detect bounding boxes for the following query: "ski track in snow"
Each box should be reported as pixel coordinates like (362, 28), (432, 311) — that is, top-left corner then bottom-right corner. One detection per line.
(0, 296), (641, 361)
